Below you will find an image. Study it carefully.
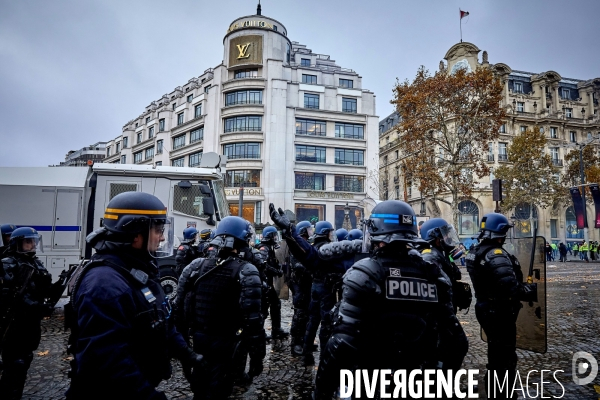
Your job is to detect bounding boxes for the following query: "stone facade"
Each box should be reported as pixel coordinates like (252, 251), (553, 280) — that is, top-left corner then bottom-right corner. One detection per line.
(103, 11), (378, 227)
(379, 42), (600, 245)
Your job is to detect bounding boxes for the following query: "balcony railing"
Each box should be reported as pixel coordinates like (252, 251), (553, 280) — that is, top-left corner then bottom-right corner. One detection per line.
(226, 153), (261, 159)
(487, 154), (495, 161)
(224, 126), (262, 133)
(296, 130), (326, 136)
(552, 158), (563, 167)
(296, 156), (326, 163)
(304, 103), (320, 109)
(224, 99), (263, 106)
(498, 154), (509, 162)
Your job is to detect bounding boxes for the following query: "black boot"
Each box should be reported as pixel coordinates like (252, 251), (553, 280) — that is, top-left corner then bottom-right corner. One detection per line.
(270, 300), (289, 339)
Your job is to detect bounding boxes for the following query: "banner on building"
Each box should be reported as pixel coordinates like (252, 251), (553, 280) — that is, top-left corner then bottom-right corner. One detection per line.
(570, 187), (587, 229)
(589, 184), (600, 229)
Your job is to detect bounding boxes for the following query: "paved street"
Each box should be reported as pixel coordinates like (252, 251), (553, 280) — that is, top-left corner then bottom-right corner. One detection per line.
(10, 259), (600, 399)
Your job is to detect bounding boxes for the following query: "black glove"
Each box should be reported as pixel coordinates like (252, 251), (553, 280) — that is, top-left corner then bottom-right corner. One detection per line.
(521, 283), (538, 303)
(180, 347), (206, 383)
(269, 204), (292, 237)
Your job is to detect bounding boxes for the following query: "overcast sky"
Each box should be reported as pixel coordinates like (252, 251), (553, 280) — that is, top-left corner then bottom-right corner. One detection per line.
(1, 0), (598, 167)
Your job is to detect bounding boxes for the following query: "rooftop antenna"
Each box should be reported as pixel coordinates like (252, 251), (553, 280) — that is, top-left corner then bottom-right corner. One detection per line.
(257, 0), (261, 15)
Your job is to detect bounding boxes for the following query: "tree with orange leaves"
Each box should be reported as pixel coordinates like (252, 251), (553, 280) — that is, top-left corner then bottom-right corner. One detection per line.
(393, 66), (505, 227)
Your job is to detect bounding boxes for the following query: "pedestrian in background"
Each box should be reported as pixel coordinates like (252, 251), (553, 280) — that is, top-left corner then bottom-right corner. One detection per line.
(580, 241), (589, 262)
(558, 242), (567, 263)
(573, 243), (579, 258)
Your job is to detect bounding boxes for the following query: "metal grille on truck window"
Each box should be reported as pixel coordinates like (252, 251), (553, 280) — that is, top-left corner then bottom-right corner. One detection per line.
(173, 185), (206, 217)
(109, 184), (138, 200)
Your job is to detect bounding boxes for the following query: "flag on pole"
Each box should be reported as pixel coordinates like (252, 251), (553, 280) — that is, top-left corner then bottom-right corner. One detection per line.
(460, 10), (469, 19)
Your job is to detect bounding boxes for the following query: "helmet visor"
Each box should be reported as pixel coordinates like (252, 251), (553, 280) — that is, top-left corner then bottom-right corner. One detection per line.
(303, 226), (315, 238)
(248, 225), (256, 247)
(149, 217), (174, 258)
(17, 234), (42, 254)
(439, 224), (460, 247)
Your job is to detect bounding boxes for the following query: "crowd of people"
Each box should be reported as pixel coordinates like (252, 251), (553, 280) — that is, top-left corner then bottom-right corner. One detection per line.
(0, 192), (552, 399)
(545, 240), (599, 262)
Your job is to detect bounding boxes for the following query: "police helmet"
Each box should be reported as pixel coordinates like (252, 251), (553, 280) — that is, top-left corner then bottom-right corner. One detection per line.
(346, 229), (363, 240)
(199, 228), (212, 240)
(420, 218), (460, 249)
(183, 227), (199, 240)
(262, 226), (279, 242)
(368, 200), (419, 243)
(102, 192), (174, 258)
(314, 221), (335, 242)
(215, 216), (254, 244)
(295, 221), (314, 238)
(209, 229), (216, 239)
(9, 227), (42, 256)
(335, 228), (349, 242)
(479, 213), (513, 240)
(1, 224), (17, 247)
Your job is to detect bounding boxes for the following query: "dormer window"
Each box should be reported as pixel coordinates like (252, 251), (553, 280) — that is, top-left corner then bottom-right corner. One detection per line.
(562, 88), (570, 99)
(514, 82), (523, 93)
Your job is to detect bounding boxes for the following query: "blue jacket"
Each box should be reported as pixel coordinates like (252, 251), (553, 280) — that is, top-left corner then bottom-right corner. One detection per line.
(66, 252), (189, 400)
(284, 229), (346, 278)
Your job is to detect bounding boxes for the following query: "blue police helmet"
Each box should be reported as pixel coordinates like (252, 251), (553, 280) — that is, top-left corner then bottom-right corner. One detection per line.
(1, 224), (17, 237)
(346, 229), (363, 240)
(420, 218), (449, 241)
(315, 221), (334, 236)
(262, 226), (278, 241)
(209, 229), (216, 239)
(480, 213), (513, 239)
(215, 216), (253, 242)
(368, 200), (418, 241)
(183, 227), (198, 240)
(9, 227), (41, 255)
(296, 221), (313, 237)
(335, 228), (348, 242)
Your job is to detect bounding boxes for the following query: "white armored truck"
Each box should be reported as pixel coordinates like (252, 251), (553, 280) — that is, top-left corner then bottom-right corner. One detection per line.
(0, 152), (229, 298)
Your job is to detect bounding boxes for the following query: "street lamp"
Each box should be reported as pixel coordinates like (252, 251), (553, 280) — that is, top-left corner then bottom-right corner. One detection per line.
(343, 202), (352, 230)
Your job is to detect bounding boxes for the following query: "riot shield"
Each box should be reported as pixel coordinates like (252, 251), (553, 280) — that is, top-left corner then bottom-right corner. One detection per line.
(482, 236), (547, 353)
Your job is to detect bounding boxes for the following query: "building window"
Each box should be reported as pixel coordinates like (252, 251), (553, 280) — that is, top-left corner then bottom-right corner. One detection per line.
(499, 124), (506, 133)
(335, 123), (364, 139)
(514, 82), (523, 93)
(135, 123), (138, 128)
(498, 142), (508, 161)
(137, 133), (142, 144)
(148, 126), (155, 139)
(335, 205), (363, 229)
(187, 94), (193, 103)
(295, 172), (325, 190)
(116, 142), (121, 153)
(570, 131), (577, 142)
(304, 93), (320, 109)
(286, 42), (290, 63)
(295, 204), (325, 224)
(146, 117), (150, 124)
(204, 85), (210, 93)
(145, 147), (154, 160)
(520, 126), (527, 133)
(488, 142), (494, 161)
(228, 203), (257, 224)
(134, 151), (143, 163)
(188, 151), (203, 167)
(334, 175), (364, 192)
(225, 90), (263, 106)
(155, 161), (162, 166)
(171, 157), (184, 167)
(300, 58), (310, 67)
(123, 137), (128, 148)
(550, 147), (559, 160)
(195, 104), (202, 118)
(223, 142), (260, 159)
(342, 97), (357, 113)
(335, 148), (364, 165)
(517, 102), (524, 113)
(190, 127), (204, 143)
(172, 103), (176, 110)
(565, 108), (573, 118)
(296, 145), (326, 163)
(120, 155), (126, 164)
(106, 147), (111, 157)
(173, 135), (186, 150)
(234, 68), (258, 79)
(295, 118), (326, 136)
(339, 79), (353, 88)
(159, 119), (165, 132)
(224, 115), (262, 132)
(225, 170), (261, 187)
(550, 127), (558, 138)
(562, 88), (570, 99)
(302, 74), (317, 84)
(177, 112), (184, 126)
(156, 140), (163, 154)
(458, 200), (479, 236)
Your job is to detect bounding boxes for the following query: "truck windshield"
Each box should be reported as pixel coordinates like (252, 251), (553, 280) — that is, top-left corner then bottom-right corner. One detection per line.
(172, 184), (209, 217)
(211, 179), (230, 220)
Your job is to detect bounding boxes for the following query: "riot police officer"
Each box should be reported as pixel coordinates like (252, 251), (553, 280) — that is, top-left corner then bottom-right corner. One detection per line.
(196, 229), (213, 256)
(334, 228), (348, 242)
(466, 213), (537, 399)
(66, 192), (203, 400)
(0, 227), (55, 399)
(419, 218), (470, 372)
(256, 226), (288, 340)
(176, 227), (201, 275)
(288, 221), (314, 356)
(175, 216), (266, 399)
(0, 224), (16, 256)
(312, 200), (459, 399)
(269, 204), (352, 366)
(345, 228), (363, 241)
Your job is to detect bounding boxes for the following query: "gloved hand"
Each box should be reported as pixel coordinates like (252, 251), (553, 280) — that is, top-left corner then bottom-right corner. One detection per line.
(180, 347), (206, 383)
(269, 204), (292, 237)
(521, 282), (538, 303)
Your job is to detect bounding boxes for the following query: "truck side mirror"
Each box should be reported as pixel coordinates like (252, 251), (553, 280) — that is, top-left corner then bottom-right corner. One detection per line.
(202, 197), (215, 216)
(177, 180), (192, 189)
(199, 184), (211, 195)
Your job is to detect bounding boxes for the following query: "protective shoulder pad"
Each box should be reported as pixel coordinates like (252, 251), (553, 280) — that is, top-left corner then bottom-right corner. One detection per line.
(350, 257), (386, 283)
(240, 262), (260, 278)
(343, 265), (382, 296)
(484, 248), (509, 261)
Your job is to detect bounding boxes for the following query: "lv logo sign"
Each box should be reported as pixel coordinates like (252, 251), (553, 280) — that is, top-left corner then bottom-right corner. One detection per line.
(236, 43), (251, 59)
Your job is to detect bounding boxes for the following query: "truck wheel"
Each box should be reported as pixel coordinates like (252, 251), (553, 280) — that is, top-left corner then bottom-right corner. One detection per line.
(159, 267), (178, 301)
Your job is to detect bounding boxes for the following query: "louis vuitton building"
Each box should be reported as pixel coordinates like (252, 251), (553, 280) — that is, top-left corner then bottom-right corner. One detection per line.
(103, 6), (379, 228)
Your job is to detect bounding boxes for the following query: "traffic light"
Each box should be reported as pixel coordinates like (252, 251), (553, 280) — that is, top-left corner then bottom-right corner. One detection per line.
(492, 179), (503, 202)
